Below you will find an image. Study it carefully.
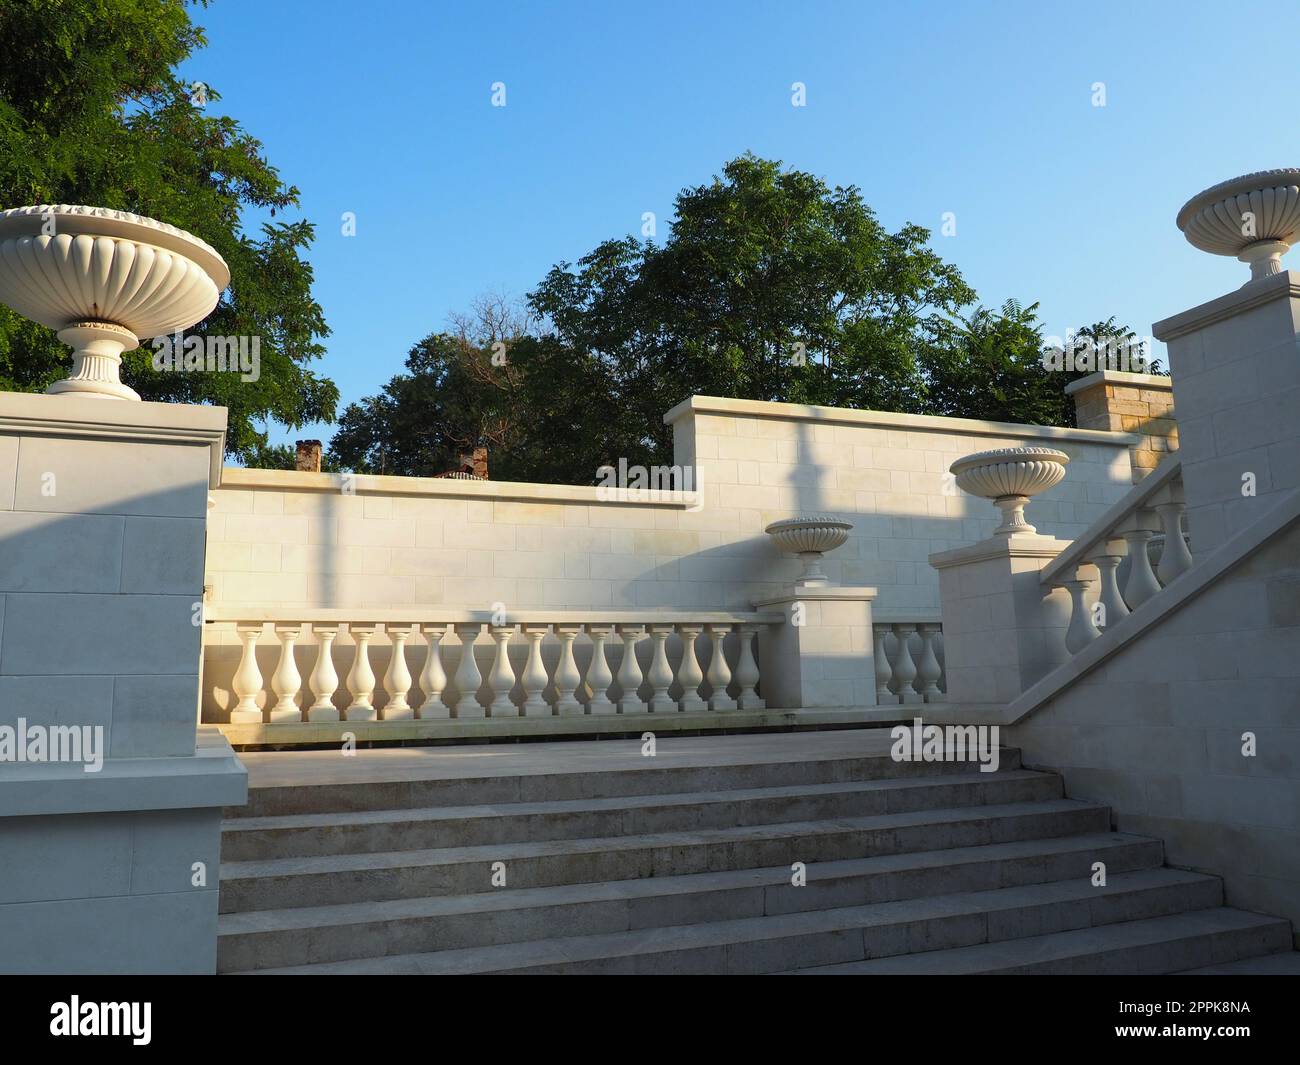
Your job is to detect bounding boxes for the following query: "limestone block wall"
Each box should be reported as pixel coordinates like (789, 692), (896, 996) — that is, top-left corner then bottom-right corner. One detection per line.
(1004, 515), (1300, 940)
(206, 396), (1140, 619)
(200, 397), (1138, 723)
(0, 393), (246, 974)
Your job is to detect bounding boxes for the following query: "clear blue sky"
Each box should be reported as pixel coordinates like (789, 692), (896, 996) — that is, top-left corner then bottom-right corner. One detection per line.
(178, 0), (1300, 449)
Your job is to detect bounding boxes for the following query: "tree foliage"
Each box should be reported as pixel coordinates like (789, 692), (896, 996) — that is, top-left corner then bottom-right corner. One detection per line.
(0, 0), (338, 457)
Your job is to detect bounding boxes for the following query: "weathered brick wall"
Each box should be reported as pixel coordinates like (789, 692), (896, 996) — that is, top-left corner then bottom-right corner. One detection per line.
(1066, 370), (1177, 482)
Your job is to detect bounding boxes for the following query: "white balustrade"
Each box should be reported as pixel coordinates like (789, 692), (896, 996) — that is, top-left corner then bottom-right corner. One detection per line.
(453, 623), (485, 719)
(269, 624), (303, 723)
(1039, 456), (1195, 660)
(345, 624), (378, 721)
(706, 624), (736, 711)
(616, 625), (647, 713)
(417, 625), (449, 719)
(585, 624), (616, 715)
(647, 625), (676, 713)
(488, 625), (518, 717)
(677, 625), (706, 712)
(521, 624), (550, 716)
(307, 625), (341, 722)
(206, 612), (780, 727)
(872, 620), (947, 705)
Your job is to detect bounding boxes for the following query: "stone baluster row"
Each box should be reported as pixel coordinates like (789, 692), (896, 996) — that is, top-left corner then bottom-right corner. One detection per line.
(872, 622), (945, 705)
(227, 620), (767, 723)
(1053, 479), (1193, 655)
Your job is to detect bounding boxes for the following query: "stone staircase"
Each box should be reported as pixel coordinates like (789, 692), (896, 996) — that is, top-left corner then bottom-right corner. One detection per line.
(217, 733), (1292, 974)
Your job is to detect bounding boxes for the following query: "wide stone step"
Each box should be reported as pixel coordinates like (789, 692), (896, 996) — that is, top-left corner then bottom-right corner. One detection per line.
(230, 742), (1022, 818)
(227, 869), (1223, 974)
(219, 799), (1111, 912)
(216, 833), (1162, 971)
(221, 770), (1062, 860)
(790, 908), (1293, 974)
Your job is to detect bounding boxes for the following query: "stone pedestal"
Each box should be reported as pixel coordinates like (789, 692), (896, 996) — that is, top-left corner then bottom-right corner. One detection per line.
(751, 586), (877, 708)
(0, 393), (246, 974)
(929, 535), (1073, 704)
(1153, 270), (1300, 555)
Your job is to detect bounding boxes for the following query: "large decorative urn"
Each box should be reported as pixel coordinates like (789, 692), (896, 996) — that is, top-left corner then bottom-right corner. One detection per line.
(0, 204), (230, 400)
(1176, 169), (1300, 283)
(950, 447), (1069, 536)
(764, 515), (853, 586)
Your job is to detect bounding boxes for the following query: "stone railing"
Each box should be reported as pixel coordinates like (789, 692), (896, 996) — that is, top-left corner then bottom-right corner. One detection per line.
(872, 616), (946, 704)
(1038, 454), (1191, 653)
(202, 608), (784, 722)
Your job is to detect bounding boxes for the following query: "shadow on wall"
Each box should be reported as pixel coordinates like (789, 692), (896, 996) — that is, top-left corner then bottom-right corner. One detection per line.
(0, 481), (208, 758)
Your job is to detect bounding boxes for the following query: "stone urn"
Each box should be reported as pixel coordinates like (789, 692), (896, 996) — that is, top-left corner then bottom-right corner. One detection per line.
(0, 204), (230, 400)
(950, 447), (1069, 535)
(1176, 169), (1300, 283)
(765, 515), (852, 586)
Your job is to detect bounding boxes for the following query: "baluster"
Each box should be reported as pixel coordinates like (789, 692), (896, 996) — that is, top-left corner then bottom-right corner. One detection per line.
(417, 624), (449, 719)
(890, 624), (923, 705)
(553, 624), (583, 716)
(345, 623), (378, 720)
(1120, 519), (1162, 608)
(1090, 542), (1129, 630)
(585, 624), (616, 715)
(677, 624), (706, 712)
(706, 624), (737, 711)
(647, 624), (677, 712)
(734, 624), (765, 709)
(1060, 569), (1102, 653)
(382, 625), (414, 720)
(452, 623), (485, 719)
(914, 624), (943, 702)
(269, 624), (304, 722)
(521, 624), (551, 716)
(616, 624), (647, 713)
(307, 624), (341, 722)
(1154, 491), (1193, 584)
(488, 624), (518, 717)
(230, 622), (265, 723)
(873, 625), (895, 705)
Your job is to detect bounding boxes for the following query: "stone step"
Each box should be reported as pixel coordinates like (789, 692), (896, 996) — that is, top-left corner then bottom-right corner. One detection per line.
(230, 744), (1023, 818)
(216, 833), (1162, 971)
(220, 798), (1110, 913)
(220, 769), (1063, 860)
(790, 908), (1293, 975)
(226, 868), (1223, 974)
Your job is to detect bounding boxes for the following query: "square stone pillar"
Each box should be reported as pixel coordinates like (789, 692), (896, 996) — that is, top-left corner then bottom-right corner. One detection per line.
(0, 393), (246, 974)
(751, 586), (877, 708)
(1153, 270), (1300, 555)
(1065, 370), (1177, 482)
(929, 535), (1073, 704)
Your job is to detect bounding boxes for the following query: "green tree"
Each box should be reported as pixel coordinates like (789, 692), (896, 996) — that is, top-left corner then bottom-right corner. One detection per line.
(0, 0), (338, 457)
(526, 153), (976, 473)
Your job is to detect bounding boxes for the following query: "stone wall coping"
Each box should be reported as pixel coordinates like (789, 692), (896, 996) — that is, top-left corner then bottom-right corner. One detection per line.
(0, 390), (227, 487)
(204, 606), (786, 627)
(1063, 370), (1175, 396)
(1152, 269), (1300, 341)
(751, 585), (879, 608)
(663, 394), (1143, 447)
(928, 534), (1073, 571)
(0, 728), (246, 818)
(218, 466), (702, 508)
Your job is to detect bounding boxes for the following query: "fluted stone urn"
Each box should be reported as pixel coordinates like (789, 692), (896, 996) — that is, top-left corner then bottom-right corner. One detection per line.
(1176, 169), (1300, 283)
(0, 204), (230, 400)
(765, 515), (853, 586)
(950, 447), (1069, 536)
